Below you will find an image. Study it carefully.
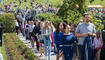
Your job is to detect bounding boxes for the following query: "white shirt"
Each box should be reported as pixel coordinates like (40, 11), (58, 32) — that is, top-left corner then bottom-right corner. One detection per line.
(15, 21), (19, 26)
(29, 25), (35, 32)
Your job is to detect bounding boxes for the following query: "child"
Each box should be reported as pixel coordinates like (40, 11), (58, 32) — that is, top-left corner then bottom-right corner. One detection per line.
(93, 31), (103, 60)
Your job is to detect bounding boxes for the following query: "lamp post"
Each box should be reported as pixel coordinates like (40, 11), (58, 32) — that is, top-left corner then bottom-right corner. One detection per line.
(0, 22), (5, 47)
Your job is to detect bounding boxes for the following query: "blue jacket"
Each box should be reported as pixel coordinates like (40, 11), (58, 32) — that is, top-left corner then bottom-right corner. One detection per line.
(83, 36), (93, 60)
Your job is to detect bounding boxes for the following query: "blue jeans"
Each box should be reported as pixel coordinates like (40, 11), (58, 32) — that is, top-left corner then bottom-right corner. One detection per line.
(43, 36), (51, 59)
(22, 28), (25, 36)
(78, 36), (94, 60)
(78, 42), (93, 60)
(78, 45), (85, 60)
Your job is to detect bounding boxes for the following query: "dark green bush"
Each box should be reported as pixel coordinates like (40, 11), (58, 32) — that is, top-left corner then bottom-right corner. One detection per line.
(0, 13), (15, 33)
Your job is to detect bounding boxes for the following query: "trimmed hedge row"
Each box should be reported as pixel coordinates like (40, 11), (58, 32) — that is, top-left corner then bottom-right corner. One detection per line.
(4, 33), (39, 60)
(0, 13), (15, 33)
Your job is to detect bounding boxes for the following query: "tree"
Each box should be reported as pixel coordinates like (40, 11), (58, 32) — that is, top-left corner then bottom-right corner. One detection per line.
(56, 0), (87, 25)
(57, 0), (87, 19)
(57, 0), (104, 31)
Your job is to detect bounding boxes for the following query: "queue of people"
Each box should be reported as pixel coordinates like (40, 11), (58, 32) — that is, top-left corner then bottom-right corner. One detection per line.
(15, 12), (105, 60)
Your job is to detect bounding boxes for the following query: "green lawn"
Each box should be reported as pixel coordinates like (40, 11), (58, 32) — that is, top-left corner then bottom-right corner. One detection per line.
(89, 0), (105, 6)
(0, 36), (6, 60)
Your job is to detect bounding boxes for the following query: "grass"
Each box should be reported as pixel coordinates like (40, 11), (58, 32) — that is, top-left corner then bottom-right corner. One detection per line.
(89, 0), (105, 6)
(0, 34), (6, 60)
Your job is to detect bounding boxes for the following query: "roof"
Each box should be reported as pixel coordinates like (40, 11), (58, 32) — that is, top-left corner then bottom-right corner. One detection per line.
(88, 5), (103, 8)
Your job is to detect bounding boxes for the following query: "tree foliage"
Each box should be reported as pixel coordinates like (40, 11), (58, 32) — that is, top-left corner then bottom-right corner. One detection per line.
(36, 13), (63, 26)
(90, 15), (104, 31)
(57, 0), (87, 18)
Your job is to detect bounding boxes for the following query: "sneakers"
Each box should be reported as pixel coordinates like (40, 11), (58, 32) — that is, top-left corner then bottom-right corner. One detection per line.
(39, 54), (42, 57)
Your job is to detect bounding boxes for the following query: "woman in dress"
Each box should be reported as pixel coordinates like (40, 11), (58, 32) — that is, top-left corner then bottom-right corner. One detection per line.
(62, 24), (76, 60)
(53, 22), (64, 60)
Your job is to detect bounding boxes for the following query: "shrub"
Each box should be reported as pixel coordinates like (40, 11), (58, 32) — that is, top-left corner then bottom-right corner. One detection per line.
(0, 13), (15, 33)
(4, 33), (39, 60)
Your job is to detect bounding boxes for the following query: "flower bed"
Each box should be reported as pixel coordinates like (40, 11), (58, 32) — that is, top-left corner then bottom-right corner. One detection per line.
(3, 33), (39, 60)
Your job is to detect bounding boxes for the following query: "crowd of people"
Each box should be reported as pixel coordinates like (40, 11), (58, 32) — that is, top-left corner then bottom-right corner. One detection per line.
(15, 9), (105, 60)
(88, 7), (105, 18)
(0, 0), (57, 14)
(1, 0), (105, 60)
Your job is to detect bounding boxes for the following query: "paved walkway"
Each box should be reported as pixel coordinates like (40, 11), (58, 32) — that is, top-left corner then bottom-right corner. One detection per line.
(0, 53), (3, 60)
(18, 33), (60, 60)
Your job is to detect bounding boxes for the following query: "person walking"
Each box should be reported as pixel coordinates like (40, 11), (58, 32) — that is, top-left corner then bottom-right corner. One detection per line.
(69, 23), (78, 60)
(53, 22), (64, 60)
(93, 31), (103, 60)
(32, 21), (41, 51)
(41, 21), (51, 60)
(15, 20), (19, 34)
(75, 13), (96, 60)
(29, 21), (35, 48)
(100, 24), (105, 60)
(62, 24), (76, 60)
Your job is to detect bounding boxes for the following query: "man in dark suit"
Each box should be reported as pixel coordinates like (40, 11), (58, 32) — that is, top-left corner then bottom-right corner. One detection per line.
(100, 24), (105, 60)
(0, 22), (5, 46)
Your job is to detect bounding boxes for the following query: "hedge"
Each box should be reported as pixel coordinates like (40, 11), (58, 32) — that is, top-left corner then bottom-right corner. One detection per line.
(3, 33), (39, 60)
(0, 13), (15, 33)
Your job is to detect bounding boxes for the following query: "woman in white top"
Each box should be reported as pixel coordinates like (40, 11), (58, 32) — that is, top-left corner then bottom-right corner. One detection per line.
(41, 21), (51, 60)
